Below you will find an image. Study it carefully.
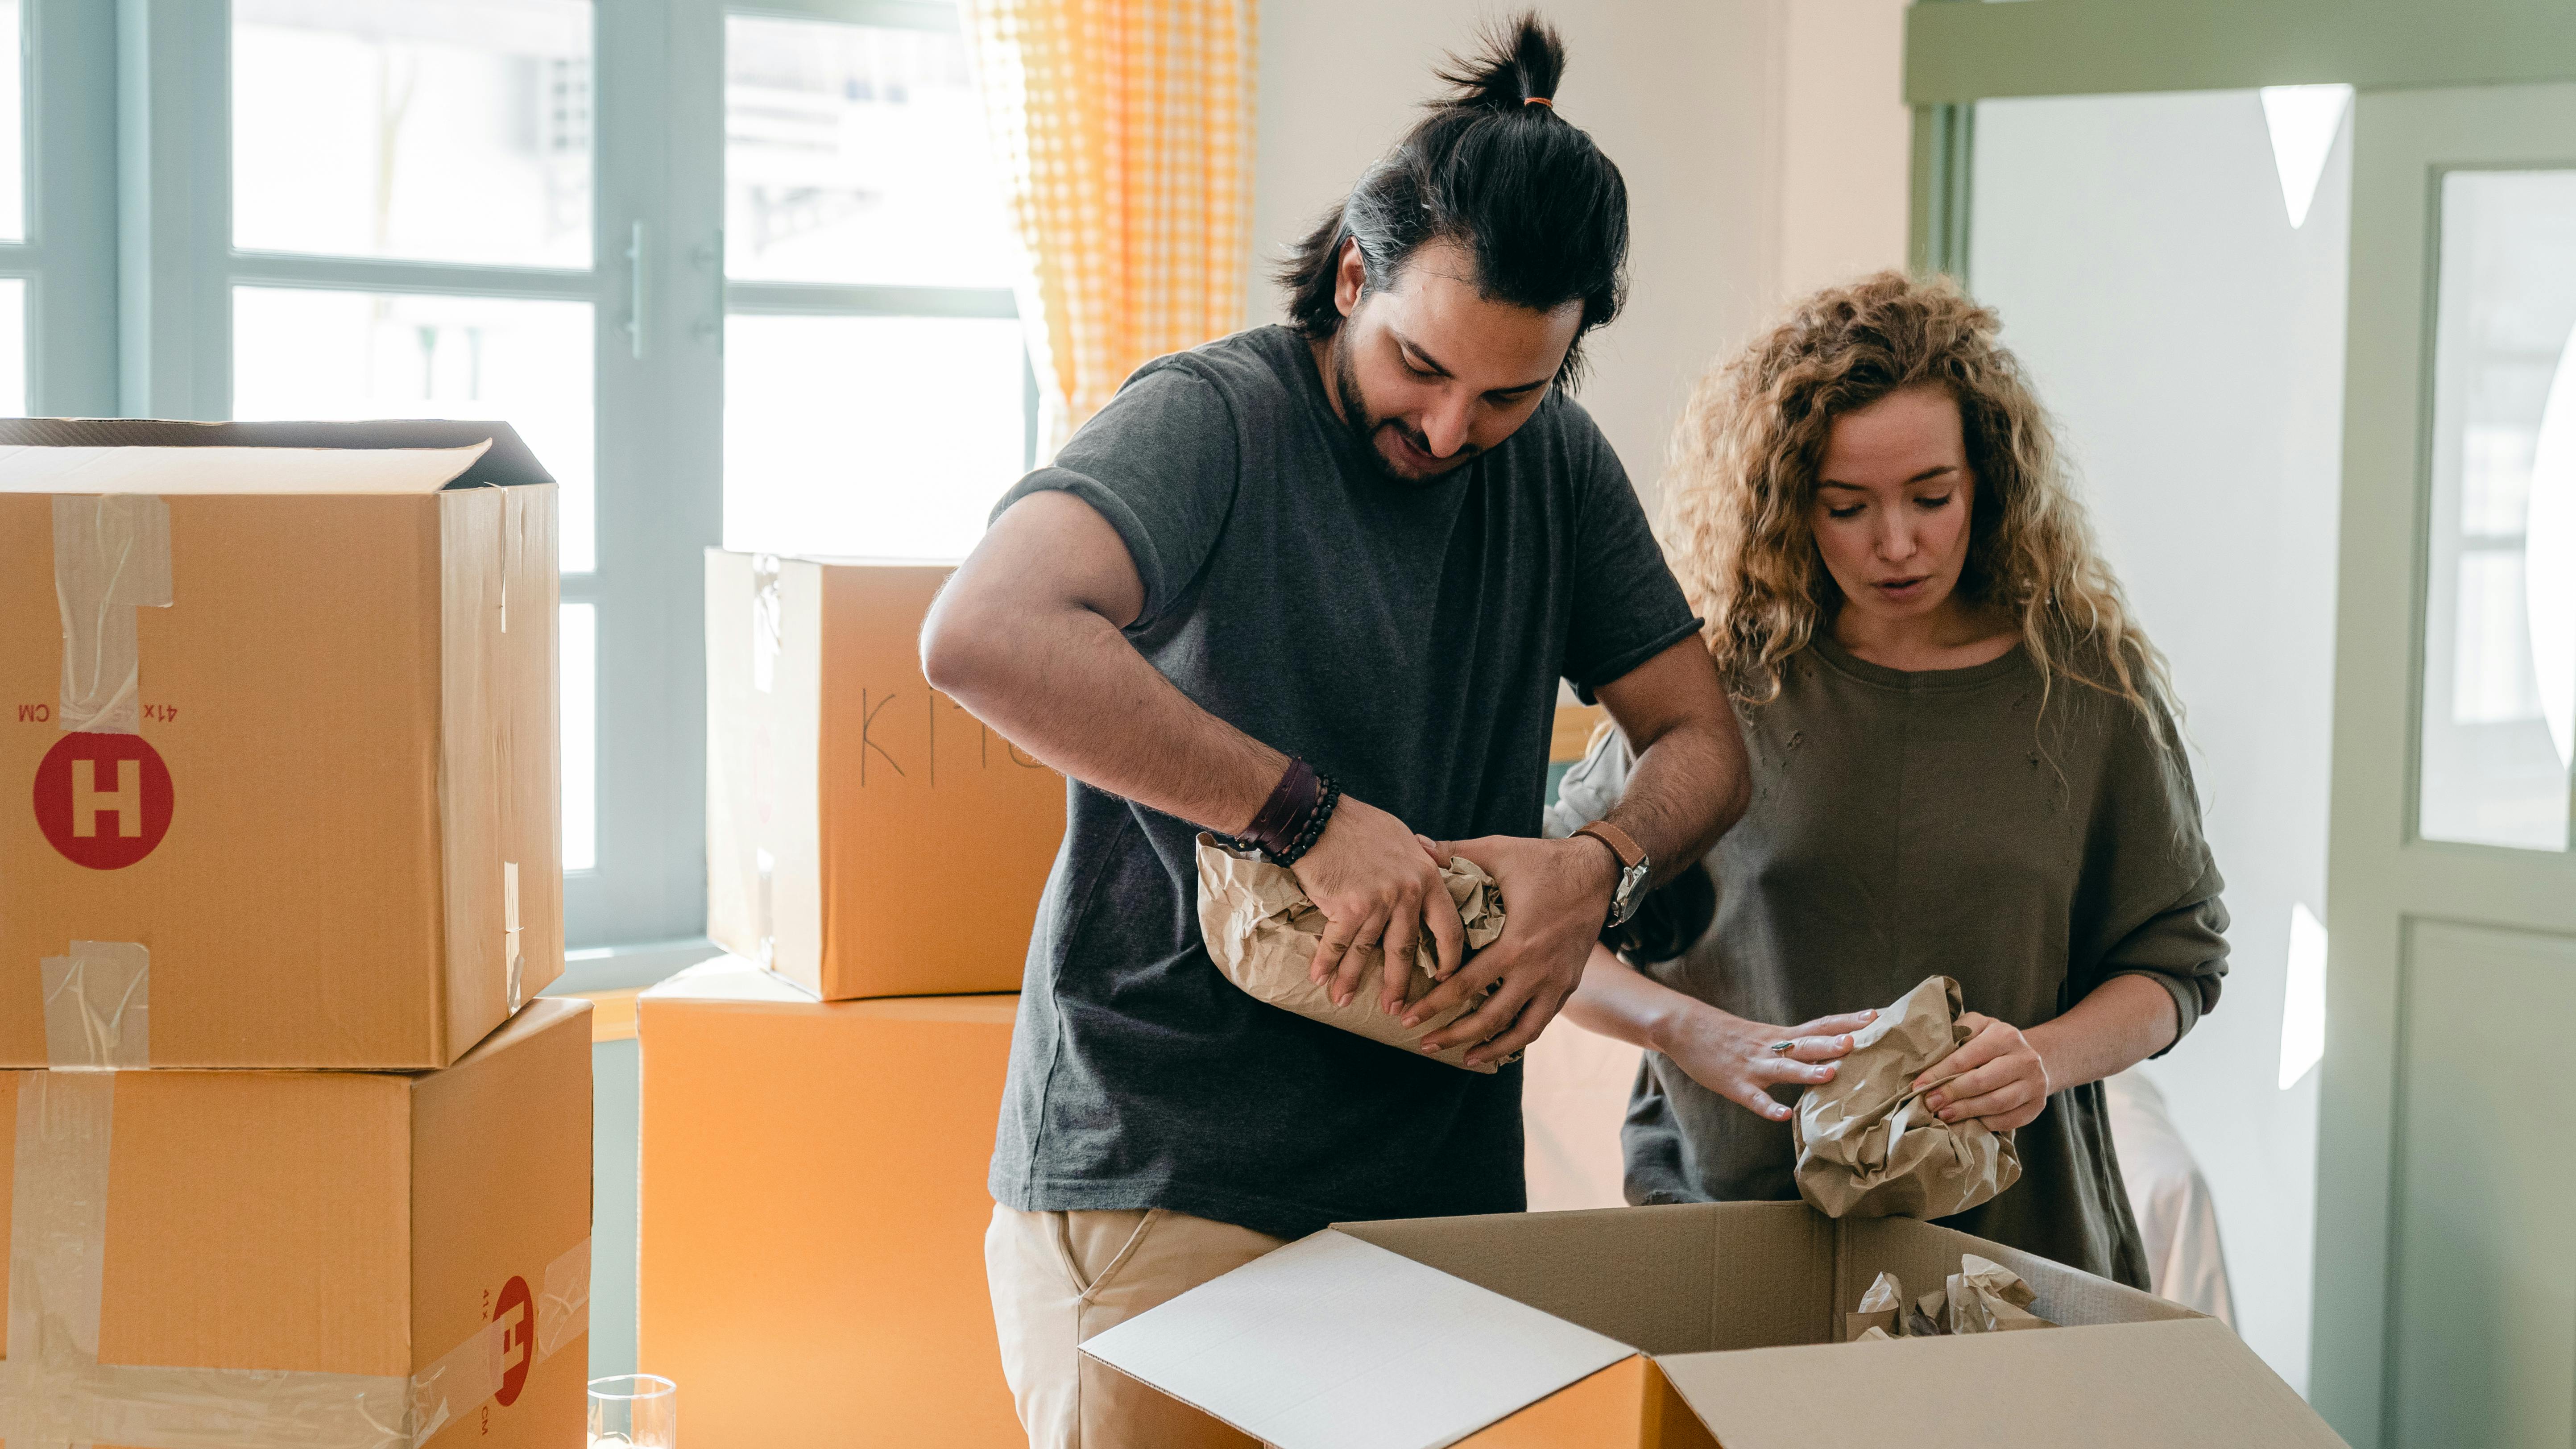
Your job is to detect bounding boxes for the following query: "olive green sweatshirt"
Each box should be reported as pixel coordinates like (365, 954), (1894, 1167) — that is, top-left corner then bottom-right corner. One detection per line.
(1549, 634), (2228, 1287)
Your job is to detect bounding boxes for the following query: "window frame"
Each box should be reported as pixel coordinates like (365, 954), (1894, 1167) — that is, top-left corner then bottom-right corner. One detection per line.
(113, 0), (722, 960)
(95, 0), (1025, 968)
(718, 0), (1041, 484)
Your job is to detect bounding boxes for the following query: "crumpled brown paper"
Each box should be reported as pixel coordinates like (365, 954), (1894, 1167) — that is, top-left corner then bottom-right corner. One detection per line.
(1792, 975), (2023, 1219)
(1194, 834), (1508, 1072)
(1841, 1259), (2055, 1342)
(1947, 1253), (2053, 1333)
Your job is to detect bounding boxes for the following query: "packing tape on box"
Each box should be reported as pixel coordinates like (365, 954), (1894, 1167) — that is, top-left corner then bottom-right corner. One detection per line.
(503, 862), (526, 1015)
(750, 553), (782, 696)
(2, 1072), (592, 1448)
(405, 1237), (592, 1443)
(748, 555), (783, 966)
(37, 941), (151, 1068)
(54, 494), (175, 737)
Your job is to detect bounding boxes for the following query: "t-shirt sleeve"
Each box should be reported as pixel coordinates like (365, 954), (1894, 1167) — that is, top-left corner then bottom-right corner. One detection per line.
(988, 366), (1240, 631)
(1558, 413), (1702, 700)
(2071, 691), (2230, 1054)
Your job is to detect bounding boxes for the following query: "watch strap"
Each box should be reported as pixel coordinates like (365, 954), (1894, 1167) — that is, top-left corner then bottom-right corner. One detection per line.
(1574, 820), (1646, 871)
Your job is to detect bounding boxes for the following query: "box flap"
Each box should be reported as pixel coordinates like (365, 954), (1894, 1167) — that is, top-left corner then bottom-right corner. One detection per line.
(0, 418), (551, 487)
(1337, 1202), (1833, 1355)
(1081, 1229), (1636, 1449)
(0, 442), (494, 495)
(1654, 1319), (2347, 1448)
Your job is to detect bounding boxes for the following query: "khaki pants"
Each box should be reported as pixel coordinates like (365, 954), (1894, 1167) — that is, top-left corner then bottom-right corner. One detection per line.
(985, 1204), (1286, 1449)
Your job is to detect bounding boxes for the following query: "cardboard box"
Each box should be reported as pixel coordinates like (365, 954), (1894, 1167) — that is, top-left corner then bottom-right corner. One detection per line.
(704, 552), (1064, 1000)
(636, 956), (1021, 1447)
(1088, 1201), (2350, 1448)
(0, 995), (594, 1449)
(0, 419), (561, 1068)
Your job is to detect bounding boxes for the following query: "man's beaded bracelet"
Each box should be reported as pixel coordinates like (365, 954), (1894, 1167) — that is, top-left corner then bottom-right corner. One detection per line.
(1216, 768), (1341, 867)
(1267, 775), (1341, 866)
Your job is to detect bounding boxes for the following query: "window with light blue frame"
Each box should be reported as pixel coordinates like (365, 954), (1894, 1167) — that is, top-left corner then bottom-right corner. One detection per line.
(55, 0), (1034, 1385)
(78, 0), (1033, 960)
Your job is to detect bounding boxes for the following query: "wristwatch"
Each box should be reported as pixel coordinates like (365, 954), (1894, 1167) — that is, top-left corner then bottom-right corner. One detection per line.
(1574, 820), (1651, 927)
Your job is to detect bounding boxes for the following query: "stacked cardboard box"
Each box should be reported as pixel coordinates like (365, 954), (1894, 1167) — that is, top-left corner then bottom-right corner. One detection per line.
(637, 557), (1068, 1446)
(702, 552), (1065, 999)
(0, 420), (591, 1448)
(635, 958), (1023, 1448)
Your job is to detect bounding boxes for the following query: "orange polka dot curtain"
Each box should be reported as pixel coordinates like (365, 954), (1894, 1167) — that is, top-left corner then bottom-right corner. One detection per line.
(961, 0), (1258, 455)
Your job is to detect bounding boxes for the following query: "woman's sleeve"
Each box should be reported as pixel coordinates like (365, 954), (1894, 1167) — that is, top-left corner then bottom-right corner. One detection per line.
(1541, 719), (1635, 839)
(2072, 691), (2231, 1056)
(2096, 862), (2230, 1053)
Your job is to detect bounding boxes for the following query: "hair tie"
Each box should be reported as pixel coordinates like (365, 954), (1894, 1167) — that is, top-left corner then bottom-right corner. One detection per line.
(1524, 95), (1553, 108)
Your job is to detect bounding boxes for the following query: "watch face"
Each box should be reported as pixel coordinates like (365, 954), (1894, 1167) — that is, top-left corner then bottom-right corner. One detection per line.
(1613, 861), (1649, 923)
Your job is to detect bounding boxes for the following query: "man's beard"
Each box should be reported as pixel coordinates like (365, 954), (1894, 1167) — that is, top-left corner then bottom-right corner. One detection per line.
(1331, 339), (1479, 484)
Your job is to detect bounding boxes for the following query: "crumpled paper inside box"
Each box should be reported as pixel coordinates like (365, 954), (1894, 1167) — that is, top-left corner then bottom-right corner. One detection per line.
(1194, 833), (1507, 1072)
(1842, 1260), (2056, 1342)
(1792, 974), (2023, 1218)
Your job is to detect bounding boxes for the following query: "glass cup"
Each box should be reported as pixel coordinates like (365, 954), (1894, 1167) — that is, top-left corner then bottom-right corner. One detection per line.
(588, 1374), (676, 1449)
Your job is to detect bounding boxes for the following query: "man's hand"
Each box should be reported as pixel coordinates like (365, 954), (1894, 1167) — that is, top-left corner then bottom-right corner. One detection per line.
(1406, 835), (1619, 1068)
(1659, 1007), (1876, 1122)
(1917, 1012), (2051, 1131)
(1291, 796), (1464, 1013)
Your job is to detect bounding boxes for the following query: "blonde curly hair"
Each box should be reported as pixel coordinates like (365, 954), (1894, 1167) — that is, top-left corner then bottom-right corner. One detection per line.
(1661, 271), (2173, 728)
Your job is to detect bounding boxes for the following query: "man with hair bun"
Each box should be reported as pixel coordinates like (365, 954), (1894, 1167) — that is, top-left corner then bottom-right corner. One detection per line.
(923, 15), (1745, 1443)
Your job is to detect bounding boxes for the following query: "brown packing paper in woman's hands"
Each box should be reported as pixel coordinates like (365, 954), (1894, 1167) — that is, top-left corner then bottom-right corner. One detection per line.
(1792, 974), (2022, 1218)
(1194, 834), (1508, 1072)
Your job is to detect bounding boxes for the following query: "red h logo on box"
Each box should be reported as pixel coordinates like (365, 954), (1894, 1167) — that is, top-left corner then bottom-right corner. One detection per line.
(493, 1275), (535, 1407)
(33, 733), (174, 869)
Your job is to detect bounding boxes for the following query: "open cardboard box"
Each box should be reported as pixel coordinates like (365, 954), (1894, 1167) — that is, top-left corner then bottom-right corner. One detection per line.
(1086, 1201), (2347, 1448)
(704, 552), (1064, 1000)
(0, 418), (561, 1068)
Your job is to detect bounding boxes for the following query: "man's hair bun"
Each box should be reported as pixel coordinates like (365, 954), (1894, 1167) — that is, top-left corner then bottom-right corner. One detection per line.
(1275, 9), (1627, 388)
(1434, 13), (1567, 112)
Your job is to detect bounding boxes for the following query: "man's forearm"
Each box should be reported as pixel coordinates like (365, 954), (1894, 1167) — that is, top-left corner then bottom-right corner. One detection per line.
(1599, 716), (1746, 890)
(928, 599), (1284, 836)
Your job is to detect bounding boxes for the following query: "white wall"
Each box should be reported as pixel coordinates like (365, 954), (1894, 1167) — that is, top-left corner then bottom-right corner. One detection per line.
(1970, 89), (2352, 1393)
(1253, 0), (1781, 507)
(1774, 0), (1912, 302)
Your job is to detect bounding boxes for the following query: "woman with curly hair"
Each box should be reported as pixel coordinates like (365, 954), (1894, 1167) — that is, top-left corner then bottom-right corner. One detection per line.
(1549, 272), (2228, 1284)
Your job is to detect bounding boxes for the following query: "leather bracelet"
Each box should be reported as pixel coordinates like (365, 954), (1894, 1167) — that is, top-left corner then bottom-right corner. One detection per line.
(1236, 757), (1318, 855)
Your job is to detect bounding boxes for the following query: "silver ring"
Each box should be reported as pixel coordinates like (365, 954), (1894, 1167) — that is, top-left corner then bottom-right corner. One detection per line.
(1769, 1040), (1795, 1056)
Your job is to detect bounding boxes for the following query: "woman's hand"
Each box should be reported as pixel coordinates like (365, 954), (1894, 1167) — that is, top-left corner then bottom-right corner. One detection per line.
(1917, 1011), (2051, 1131)
(1659, 1005), (1876, 1122)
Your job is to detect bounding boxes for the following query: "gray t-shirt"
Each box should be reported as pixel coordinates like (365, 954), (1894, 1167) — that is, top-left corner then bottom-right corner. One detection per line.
(1551, 635), (2228, 1285)
(986, 324), (1700, 1238)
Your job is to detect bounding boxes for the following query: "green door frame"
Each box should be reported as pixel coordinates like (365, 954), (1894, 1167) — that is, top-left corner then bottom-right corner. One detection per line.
(1901, 0), (2576, 275)
(1900, 0), (2576, 1436)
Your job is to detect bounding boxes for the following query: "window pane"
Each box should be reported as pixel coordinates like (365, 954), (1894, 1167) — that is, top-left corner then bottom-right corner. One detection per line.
(723, 314), (1024, 559)
(0, 1), (22, 242)
(231, 286), (598, 573)
(561, 601), (596, 872)
(724, 12), (1018, 288)
(0, 278), (25, 415)
(2417, 170), (2576, 850)
(233, 0), (592, 268)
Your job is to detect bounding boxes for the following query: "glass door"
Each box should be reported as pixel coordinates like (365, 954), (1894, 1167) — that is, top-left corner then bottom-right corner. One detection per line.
(2313, 80), (2576, 1449)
